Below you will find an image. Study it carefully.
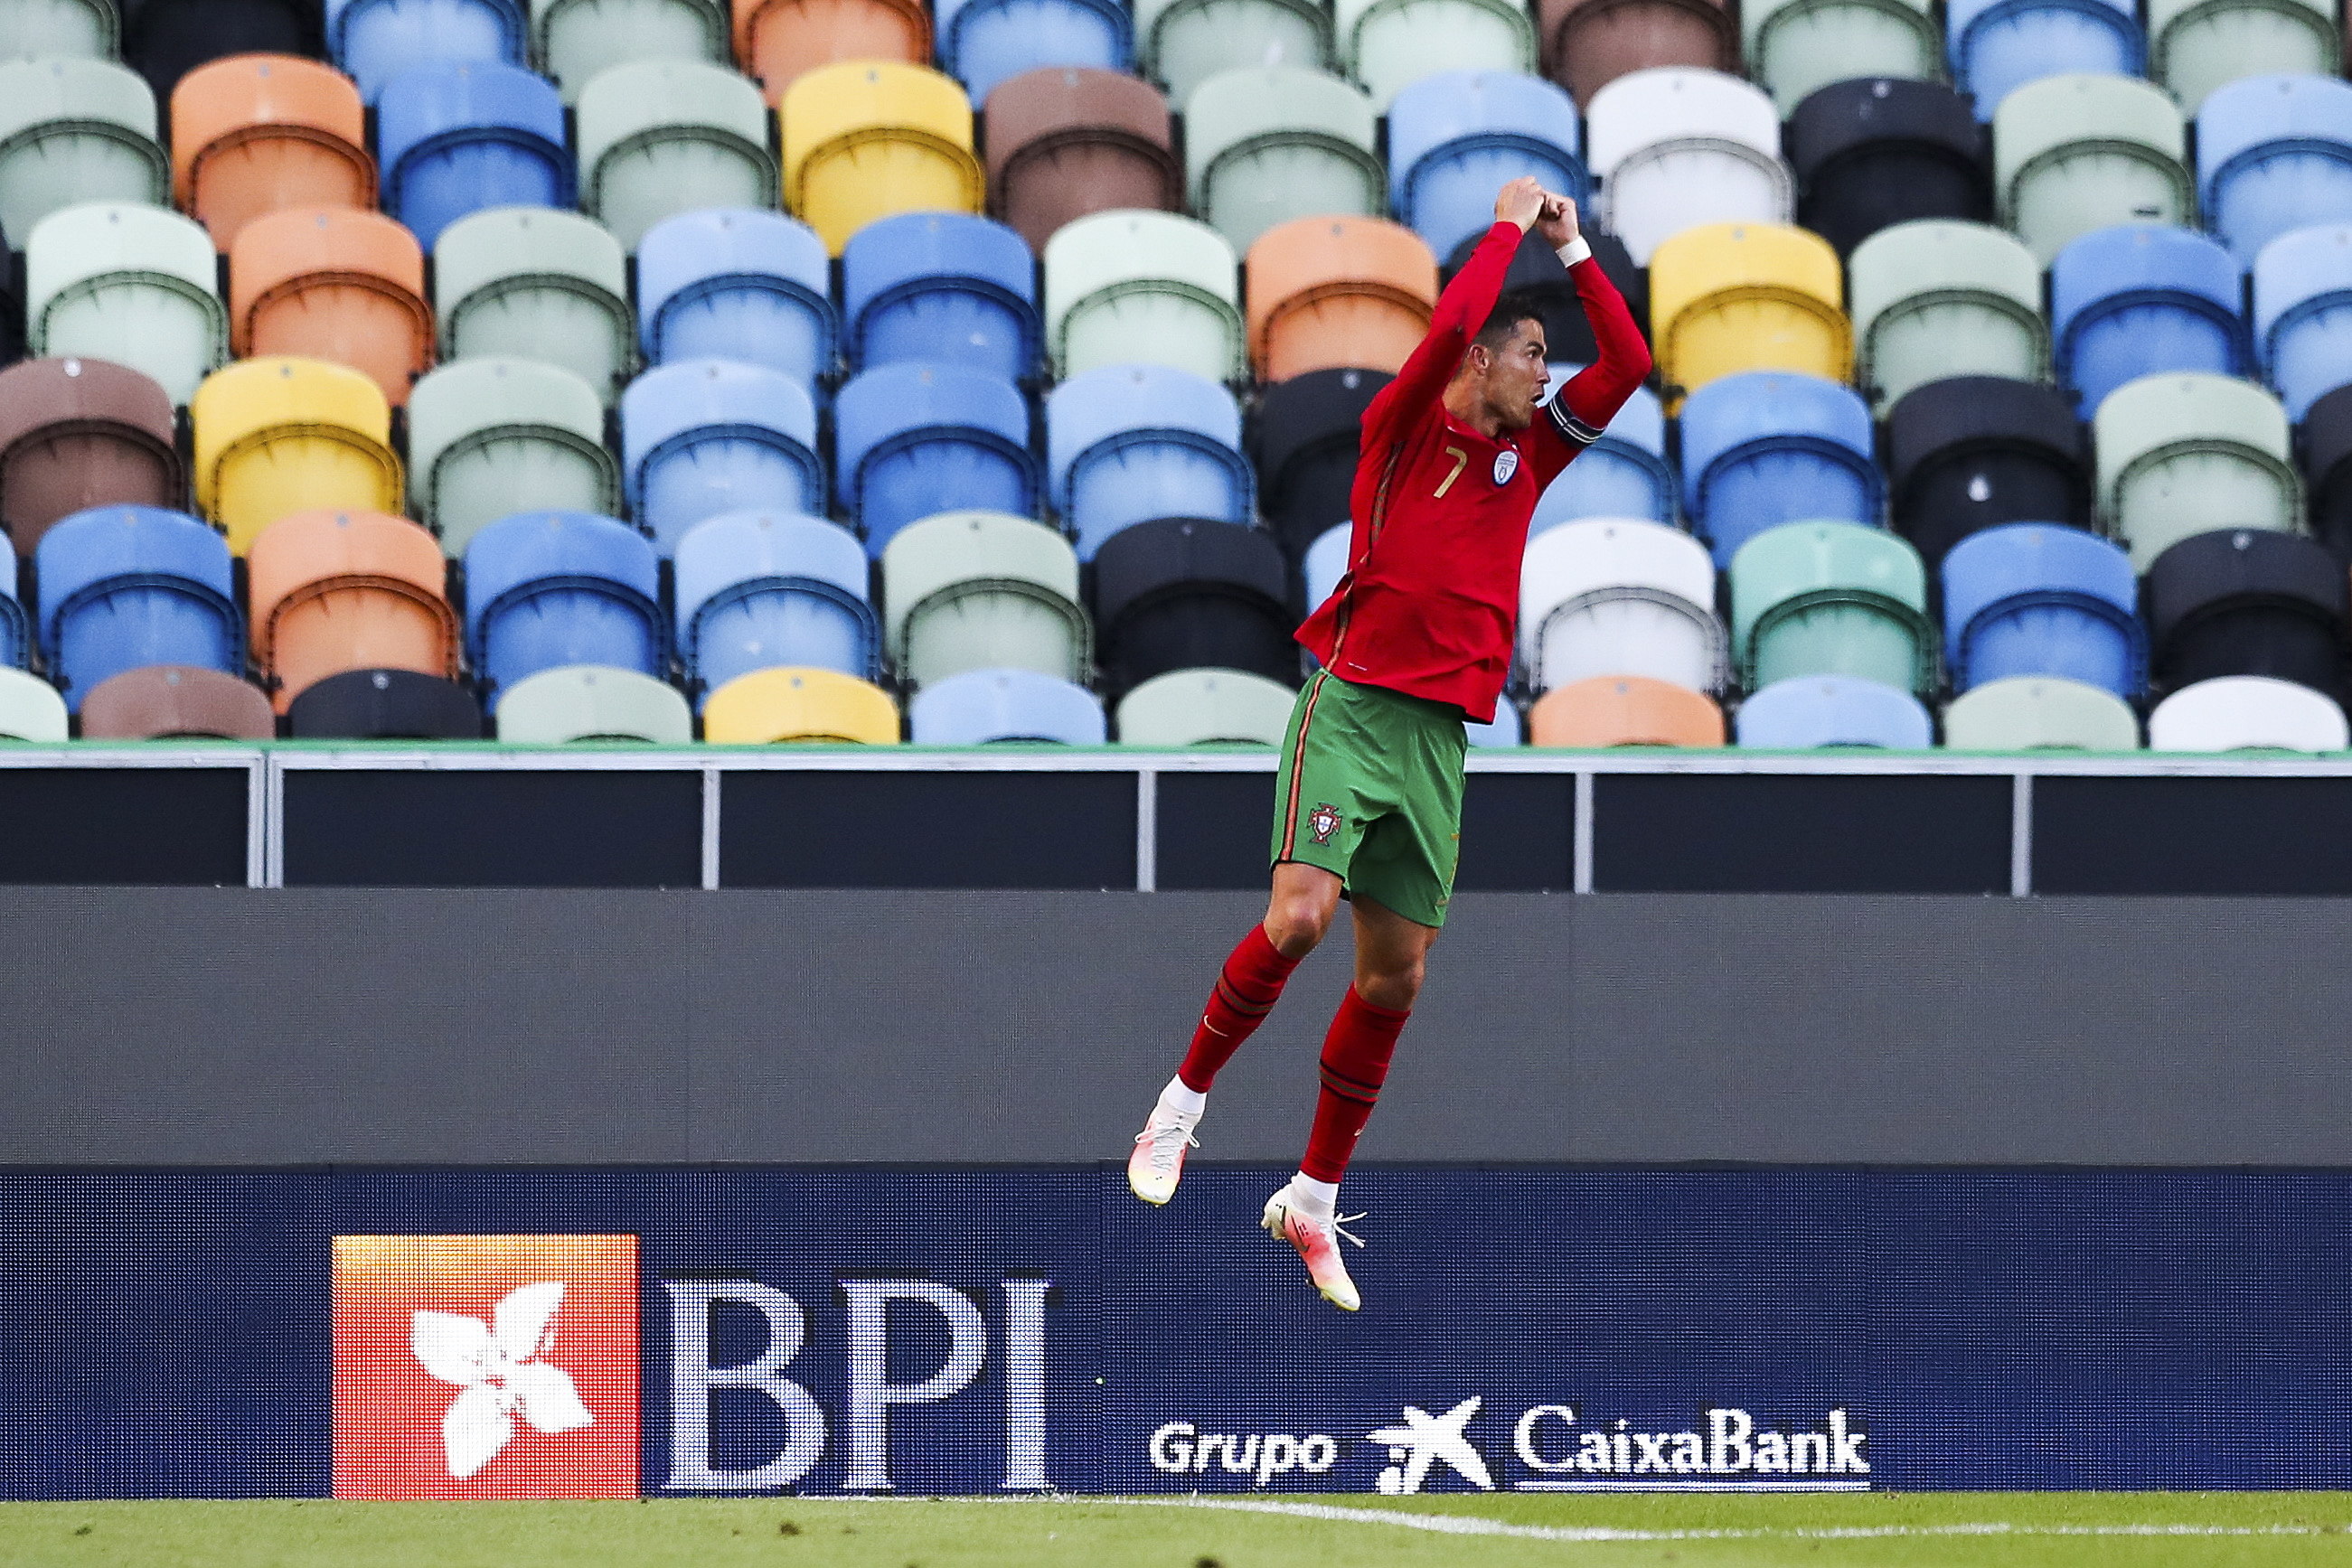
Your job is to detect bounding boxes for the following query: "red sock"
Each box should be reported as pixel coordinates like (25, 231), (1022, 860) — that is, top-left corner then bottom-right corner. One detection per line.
(1176, 925), (1302, 1092)
(1300, 987), (1410, 1183)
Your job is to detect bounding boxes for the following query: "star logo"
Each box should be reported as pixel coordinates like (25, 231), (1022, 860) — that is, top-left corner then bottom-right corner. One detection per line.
(412, 1282), (594, 1479)
(1368, 1395), (1495, 1494)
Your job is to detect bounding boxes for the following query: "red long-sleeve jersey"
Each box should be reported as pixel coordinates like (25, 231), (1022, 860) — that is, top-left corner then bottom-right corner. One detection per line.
(1294, 220), (1652, 723)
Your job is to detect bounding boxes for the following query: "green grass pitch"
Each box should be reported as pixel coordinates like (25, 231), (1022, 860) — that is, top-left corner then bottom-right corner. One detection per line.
(5, 1493), (2352, 1567)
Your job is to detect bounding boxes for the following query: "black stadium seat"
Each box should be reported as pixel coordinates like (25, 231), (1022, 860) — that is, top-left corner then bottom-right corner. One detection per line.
(2146, 529), (2350, 700)
(120, 0), (325, 108)
(1089, 518), (1297, 697)
(1886, 376), (2092, 567)
(1247, 367), (1392, 563)
(2300, 382), (2352, 561)
(287, 668), (486, 739)
(1787, 78), (1991, 257)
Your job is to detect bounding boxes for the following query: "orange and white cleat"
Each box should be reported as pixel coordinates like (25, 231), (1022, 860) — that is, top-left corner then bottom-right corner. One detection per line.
(1127, 1103), (1200, 1206)
(1263, 1188), (1365, 1311)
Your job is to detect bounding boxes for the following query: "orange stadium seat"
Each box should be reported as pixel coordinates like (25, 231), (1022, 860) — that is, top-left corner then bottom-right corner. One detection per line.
(0, 357), (183, 559)
(1246, 216), (1437, 382)
(733, 0), (928, 103)
(1528, 673), (1726, 745)
(229, 206), (432, 407)
(248, 507), (459, 712)
(170, 54), (373, 249)
(1538, 0), (1735, 108)
(984, 67), (1180, 253)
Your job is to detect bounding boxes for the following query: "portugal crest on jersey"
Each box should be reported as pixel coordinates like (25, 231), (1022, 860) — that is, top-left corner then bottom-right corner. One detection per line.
(1308, 803), (1343, 845)
(1492, 449), (1519, 485)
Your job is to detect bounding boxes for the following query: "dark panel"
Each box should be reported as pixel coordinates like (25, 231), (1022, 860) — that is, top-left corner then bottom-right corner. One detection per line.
(283, 770), (701, 887)
(1593, 773), (2012, 894)
(2035, 775), (2352, 895)
(0, 767), (245, 885)
(1154, 771), (1274, 889)
(1458, 773), (1576, 891)
(720, 770), (1134, 888)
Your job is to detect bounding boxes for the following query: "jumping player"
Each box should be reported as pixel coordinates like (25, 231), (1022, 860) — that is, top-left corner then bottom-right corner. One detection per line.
(1124, 177), (1652, 1310)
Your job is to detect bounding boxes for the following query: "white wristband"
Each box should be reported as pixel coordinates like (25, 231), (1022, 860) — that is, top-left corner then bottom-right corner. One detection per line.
(1556, 236), (1593, 268)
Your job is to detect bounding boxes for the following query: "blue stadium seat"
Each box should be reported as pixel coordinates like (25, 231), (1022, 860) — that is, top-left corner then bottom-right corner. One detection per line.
(1946, 0), (2141, 122)
(376, 61), (569, 249)
(673, 509), (879, 697)
(1679, 371), (1882, 567)
(1940, 521), (2145, 696)
(908, 665), (1107, 743)
(1385, 70), (1587, 263)
(2199, 74), (2352, 264)
(637, 208), (833, 388)
(1736, 672), (1933, 746)
(2253, 222), (2352, 420)
(1530, 372), (1672, 531)
(833, 362), (1040, 555)
(326, 0), (523, 101)
(2050, 223), (2249, 417)
(35, 504), (236, 710)
(462, 511), (663, 708)
(1048, 362), (1252, 559)
(620, 359), (823, 554)
(842, 211), (1040, 381)
(1467, 697), (1521, 746)
(936, 0), (1131, 105)
(1303, 521), (1350, 617)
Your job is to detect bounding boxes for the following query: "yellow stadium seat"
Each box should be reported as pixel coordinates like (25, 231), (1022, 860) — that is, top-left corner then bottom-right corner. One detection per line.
(1648, 220), (1849, 408)
(701, 664), (902, 742)
(190, 356), (402, 553)
(780, 61), (982, 254)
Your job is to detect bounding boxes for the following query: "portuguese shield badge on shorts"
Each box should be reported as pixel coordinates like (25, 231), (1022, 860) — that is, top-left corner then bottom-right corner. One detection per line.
(1308, 803), (1343, 845)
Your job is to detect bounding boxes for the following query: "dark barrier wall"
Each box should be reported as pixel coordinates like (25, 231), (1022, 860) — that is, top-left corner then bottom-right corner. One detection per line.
(10, 887), (2352, 1166)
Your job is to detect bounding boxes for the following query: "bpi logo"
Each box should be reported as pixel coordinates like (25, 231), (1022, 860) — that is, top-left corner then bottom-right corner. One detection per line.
(332, 1235), (639, 1498)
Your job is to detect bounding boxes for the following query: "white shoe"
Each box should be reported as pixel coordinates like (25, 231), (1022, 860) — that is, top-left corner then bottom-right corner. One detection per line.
(1127, 1102), (1200, 1205)
(1263, 1188), (1365, 1311)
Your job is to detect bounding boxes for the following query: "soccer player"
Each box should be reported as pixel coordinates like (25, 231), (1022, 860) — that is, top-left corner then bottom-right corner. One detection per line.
(1125, 176), (1652, 1310)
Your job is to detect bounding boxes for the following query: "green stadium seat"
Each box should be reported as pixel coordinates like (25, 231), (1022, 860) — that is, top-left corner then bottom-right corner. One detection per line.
(1745, 0), (1940, 115)
(0, 58), (167, 248)
(2095, 371), (2301, 569)
(3, 0), (118, 61)
(0, 664), (69, 741)
(406, 358), (621, 555)
(1135, 0), (1331, 105)
(1730, 520), (1935, 695)
(1042, 209), (1246, 382)
(1942, 673), (2141, 748)
(532, 0), (732, 103)
(1994, 73), (2191, 265)
(1335, 0), (1535, 109)
(575, 58), (776, 249)
(881, 510), (1091, 690)
(1849, 219), (2048, 411)
(24, 202), (228, 407)
(1115, 665), (1293, 744)
(1183, 66), (1381, 251)
(2149, 0), (2338, 115)
(494, 662), (693, 741)
(435, 205), (635, 404)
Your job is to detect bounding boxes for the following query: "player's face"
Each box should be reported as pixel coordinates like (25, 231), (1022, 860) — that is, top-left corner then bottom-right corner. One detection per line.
(1484, 319), (1550, 431)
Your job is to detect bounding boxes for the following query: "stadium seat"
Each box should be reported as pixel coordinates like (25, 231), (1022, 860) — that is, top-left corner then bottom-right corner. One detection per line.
(79, 662), (278, 739)
(1946, 0), (2140, 123)
(2198, 74), (2352, 266)
(621, 359), (821, 553)
(1134, 0), (1332, 106)
(2051, 223), (2250, 417)
(732, 0), (929, 105)
(674, 508), (877, 694)
(1519, 518), (1726, 695)
(1730, 521), (1933, 695)
(0, 559), (26, 664)
(1042, 210), (1246, 382)
(1049, 364), (1251, 559)
(842, 211), (1038, 380)
(248, 507), (459, 710)
(119, 0), (325, 106)
(5, 0), (116, 61)
(1786, 79), (1991, 257)
(1745, 0), (1939, 115)
(881, 510), (1088, 688)
(1649, 222), (1849, 408)
(1538, 0), (1735, 110)
(834, 362), (1038, 554)
(2254, 223), (2352, 420)
(1446, 225), (1651, 367)
(192, 356), (401, 554)
(2305, 382), (2352, 556)
(1335, 0), (1535, 110)
(2147, 527), (2347, 699)
(532, 0), (730, 104)
(1942, 673), (2140, 747)
(0, 665), (70, 740)
(577, 59), (776, 252)
(1941, 522), (2142, 696)
(1849, 220), (2048, 412)
(1587, 69), (1790, 266)
(702, 663), (899, 742)
(326, 0), (525, 101)
(1115, 666), (1292, 744)
(908, 666), (1106, 744)
(2094, 371), (2300, 568)
(171, 54), (372, 250)
(1301, 520), (1350, 613)
(1183, 68), (1380, 253)
(0, 58), (167, 248)
(1245, 216), (1438, 383)
(1386, 71), (1585, 264)
(464, 509), (663, 706)
(1529, 378), (1673, 531)
(286, 666), (483, 737)
(229, 206), (433, 407)
(2150, 0), (2338, 115)
(0, 357), (182, 558)
(494, 662), (692, 742)
(436, 206), (635, 404)
(781, 61), (982, 255)
(2148, 671), (2349, 747)
(1249, 368), (1392, 560)
(1526, 672), (1725, 745)
(36, 504), (240, 710)
(936, 0), (1130, 104)
(1994, 73), (2191, 265)
(408, 359), (619, 554)
(24, 202), (227, 408)
(375, 60), (569, 249)
(1468, 698), (1522, 746)
(0, 266), (21, 368)
(1679, 371), (1879, 565)
(1736, 671), (1933, 746)
(639, 208), (833, 386)
(1885, 376), (2092, 564)
(983, 66), (1180, 253)
(1091, 517), (1294, 693)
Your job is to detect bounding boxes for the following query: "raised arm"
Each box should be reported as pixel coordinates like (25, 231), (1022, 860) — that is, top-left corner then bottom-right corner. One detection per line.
(1529, 194), (1652, 477)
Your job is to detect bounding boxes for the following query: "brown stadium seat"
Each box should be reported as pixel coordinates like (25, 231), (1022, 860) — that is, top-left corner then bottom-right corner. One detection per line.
(170, 54), (373, 249)
(247, 508), (460, 712)
(80, 663), (278, 739)
(1538, 0), (1735, 107)
(0, 357), (183, 558)
(984, 67), (1180, 253)
(1528, 673), (1726, 746)
(1246, 216), (1437, 382)
(732, 0), (928, 103)
(229, 207), (431, 407)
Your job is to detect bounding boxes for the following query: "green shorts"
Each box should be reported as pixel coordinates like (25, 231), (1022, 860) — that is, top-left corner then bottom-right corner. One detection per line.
(1268, 671), (1469, 929)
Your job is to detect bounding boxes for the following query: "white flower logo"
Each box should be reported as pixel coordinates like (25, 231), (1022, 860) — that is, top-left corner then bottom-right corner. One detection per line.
(410, 1282), (595, 1479)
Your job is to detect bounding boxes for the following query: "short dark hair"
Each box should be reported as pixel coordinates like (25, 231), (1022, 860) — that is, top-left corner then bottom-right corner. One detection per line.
(1472, 289), (1548, 353)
